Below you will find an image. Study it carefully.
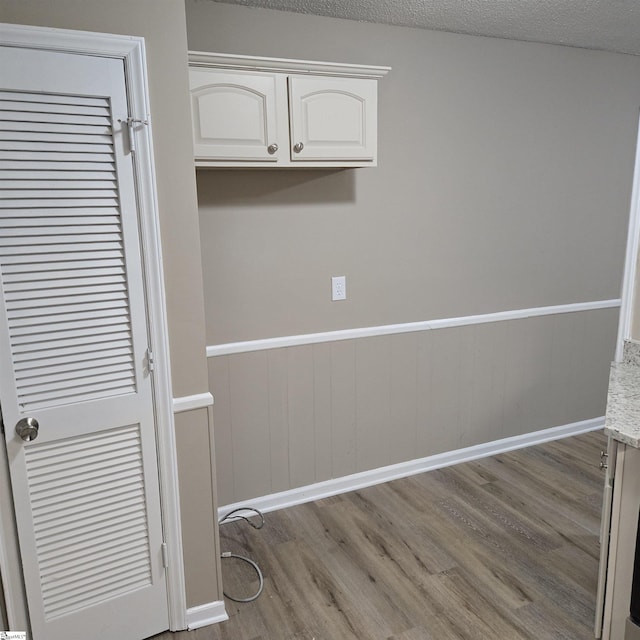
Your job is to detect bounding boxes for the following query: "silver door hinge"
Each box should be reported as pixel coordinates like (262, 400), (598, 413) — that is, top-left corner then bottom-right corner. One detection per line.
(118, 116), (148, 154)
(146, 348), (155, 373)
(162, 543), (169, 568)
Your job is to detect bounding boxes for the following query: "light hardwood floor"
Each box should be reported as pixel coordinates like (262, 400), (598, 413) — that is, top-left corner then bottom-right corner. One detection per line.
(151, 430), (607, 639)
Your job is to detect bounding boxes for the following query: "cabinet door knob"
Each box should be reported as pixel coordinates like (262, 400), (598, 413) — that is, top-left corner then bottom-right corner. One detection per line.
(600, 461), (608, 470)
(293, 142), (304, 153)
(267, 143), (278, 155)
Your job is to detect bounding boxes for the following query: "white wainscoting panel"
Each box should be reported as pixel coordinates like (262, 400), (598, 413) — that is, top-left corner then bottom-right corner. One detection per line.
(208, 306), (618, 507)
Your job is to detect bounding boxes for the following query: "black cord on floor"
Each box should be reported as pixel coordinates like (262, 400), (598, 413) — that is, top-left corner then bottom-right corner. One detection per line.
(219, 507), (265, 529)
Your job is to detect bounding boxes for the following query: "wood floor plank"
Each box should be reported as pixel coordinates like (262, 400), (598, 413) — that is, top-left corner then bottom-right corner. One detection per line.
(149, 430), (606, 640)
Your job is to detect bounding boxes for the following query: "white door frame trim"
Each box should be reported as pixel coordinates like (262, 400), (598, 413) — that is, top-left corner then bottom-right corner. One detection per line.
(0, 23), (186, 631)
(615, 109), (640, 362)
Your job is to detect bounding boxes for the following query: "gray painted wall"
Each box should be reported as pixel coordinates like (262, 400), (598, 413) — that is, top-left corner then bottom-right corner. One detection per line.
(189, 1), (638, 344)
(187, 1), (639, 505)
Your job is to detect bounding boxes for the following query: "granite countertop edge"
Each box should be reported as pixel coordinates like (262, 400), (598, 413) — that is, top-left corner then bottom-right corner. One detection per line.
(604, 360), (640, 447)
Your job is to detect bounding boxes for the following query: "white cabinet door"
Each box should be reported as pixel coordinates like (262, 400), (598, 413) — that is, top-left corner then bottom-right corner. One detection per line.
(288, 75), (377, 162)
(0, 45), (168, 640)
(190, 69), (280, 163)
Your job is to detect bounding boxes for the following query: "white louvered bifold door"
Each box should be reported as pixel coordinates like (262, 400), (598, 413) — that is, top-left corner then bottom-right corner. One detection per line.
(0, 45), (169, 640)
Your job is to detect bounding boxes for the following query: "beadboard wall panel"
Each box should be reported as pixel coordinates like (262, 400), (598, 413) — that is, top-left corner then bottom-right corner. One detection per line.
(208, 307), (617, 506)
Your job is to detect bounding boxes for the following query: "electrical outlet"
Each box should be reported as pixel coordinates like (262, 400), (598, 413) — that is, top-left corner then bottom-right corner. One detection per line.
(332, 276), (346, 301)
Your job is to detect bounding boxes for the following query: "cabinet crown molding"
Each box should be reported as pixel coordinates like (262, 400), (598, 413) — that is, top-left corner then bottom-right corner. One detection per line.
(188, 51), (391, 79)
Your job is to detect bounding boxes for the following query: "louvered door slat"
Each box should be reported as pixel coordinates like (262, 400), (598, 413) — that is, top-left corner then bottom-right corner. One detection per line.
(11, 327), (132, 352)
(3, 275), (126, 293)
(26, 426), (142, 465)
(0, 169), (116, 180)
(16, 357), (133, 385)
(1, 212), (119, 221)
(3, 178), (117, 188)
(10, 306), (128, 329)
(1, 100), (110, 114)
(19, 369), (135, 400)
(9, 301), (127, 323)
(0, 150), (114, 163)
(37, 479), (140, 527)
(38, 526), (148, 571)
(11, 314), (129, 337)
(4, 258), (124, 274)
(7, 291), (127, 312)
(33, 478), (145, 521)
(11, 342), (132, 366)
(0, 139), (113, 152)
(0, 244), (124, 257)
(16, 357), (133, 376)
(17, 367), (135, 394)
(1, 132), (113, 145)
(0, 197), (119, 208)
(1, 131), (113, 144)
(36, 525), (149, 571)
(2, 189), (118, 200)
(34, 497), (145, 540)
(30, 458), (142, 490)
(6, 260), (126, 283)
(0, 90), (109, 107)
(0, 225), (121, 237)
(1, 259), (123, 274)
(41, 543), (148, 583)
(16, 355), (132, 380)
(0, 100), (110, 116)
(41, 556), (151, 601)
(4, 265), (124, 280)
(0, 217), (121, 229)
(0, 114), (109, 128)
(0, 121), (112, 135)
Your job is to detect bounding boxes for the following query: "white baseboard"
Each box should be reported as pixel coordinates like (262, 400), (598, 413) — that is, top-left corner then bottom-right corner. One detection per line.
(219, 416), (604, 519)
(186, 600), (228, 630)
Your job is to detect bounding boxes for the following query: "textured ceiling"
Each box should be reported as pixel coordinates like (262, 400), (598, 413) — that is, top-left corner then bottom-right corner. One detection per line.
(209, 0), (640, 56)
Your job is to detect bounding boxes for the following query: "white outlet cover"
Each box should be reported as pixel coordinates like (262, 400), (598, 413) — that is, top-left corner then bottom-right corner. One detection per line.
(332, 276), (346, 301)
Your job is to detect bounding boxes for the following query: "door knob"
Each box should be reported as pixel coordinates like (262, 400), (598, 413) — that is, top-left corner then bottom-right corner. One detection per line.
(15, 417), (39, 442)
(267, 143), (278, 154)
(293, 142), (304, 153)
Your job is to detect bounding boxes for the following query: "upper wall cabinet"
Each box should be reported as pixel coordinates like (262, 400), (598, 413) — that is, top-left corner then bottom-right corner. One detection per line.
(188, 52), (391, 168)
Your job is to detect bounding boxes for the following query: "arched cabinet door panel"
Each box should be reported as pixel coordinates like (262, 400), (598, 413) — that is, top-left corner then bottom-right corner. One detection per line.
(288, 75), (377, 162)
(189, 69), (279, 162)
